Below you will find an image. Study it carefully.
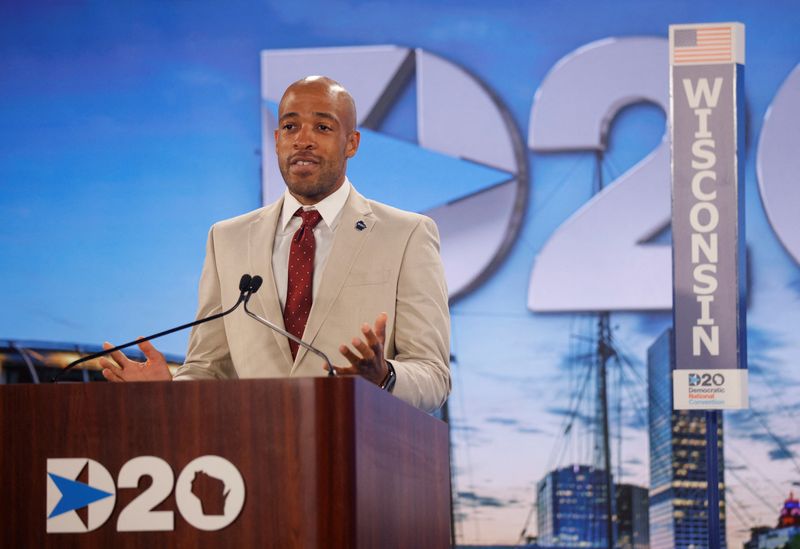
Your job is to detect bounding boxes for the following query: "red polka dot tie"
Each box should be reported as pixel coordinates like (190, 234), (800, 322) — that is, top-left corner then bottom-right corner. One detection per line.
(283, 208), (323, 359)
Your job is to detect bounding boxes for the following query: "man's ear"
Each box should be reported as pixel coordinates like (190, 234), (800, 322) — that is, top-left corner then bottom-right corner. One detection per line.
(274, 129), (280, 153)
(345, 130), (361, 158)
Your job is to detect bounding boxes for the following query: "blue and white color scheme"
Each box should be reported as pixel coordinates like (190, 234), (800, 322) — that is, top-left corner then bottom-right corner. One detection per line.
(46, 458), (115, 533)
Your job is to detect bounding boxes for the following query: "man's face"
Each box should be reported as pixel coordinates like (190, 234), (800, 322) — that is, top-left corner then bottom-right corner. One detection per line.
(274, 83), (360, 205)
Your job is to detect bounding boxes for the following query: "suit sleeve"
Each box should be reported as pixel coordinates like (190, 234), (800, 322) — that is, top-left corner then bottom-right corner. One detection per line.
(172, 225), (237, 380)
(388, 215), (451, 412)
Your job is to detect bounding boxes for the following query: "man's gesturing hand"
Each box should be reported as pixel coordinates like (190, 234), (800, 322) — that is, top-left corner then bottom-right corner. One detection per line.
(328, 312), (389, 386)
(100, 339), (173, 382)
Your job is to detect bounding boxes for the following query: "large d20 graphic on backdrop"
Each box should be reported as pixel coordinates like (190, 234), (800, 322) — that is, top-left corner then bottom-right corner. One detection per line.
(260, 45), (528, 299)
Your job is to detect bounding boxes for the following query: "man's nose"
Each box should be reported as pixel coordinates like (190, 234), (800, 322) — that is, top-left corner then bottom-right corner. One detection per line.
(293, 125), (316, 149)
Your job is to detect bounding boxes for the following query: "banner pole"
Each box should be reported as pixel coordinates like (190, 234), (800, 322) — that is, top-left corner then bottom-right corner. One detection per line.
(705, 410), (721, 549)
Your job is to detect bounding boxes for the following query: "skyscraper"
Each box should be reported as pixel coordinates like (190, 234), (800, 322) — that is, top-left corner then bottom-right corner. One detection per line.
(647, 328), (726, 549)
(616, 483), (650, 549)
(537, 464), (611, 548)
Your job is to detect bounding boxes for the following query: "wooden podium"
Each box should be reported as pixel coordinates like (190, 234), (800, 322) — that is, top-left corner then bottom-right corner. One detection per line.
(1, 377), (451, 548)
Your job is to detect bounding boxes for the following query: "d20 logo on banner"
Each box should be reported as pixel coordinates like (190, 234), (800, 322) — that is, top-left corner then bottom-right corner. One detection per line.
(260, 45), (528, 299)
(46, 458), (115, 533)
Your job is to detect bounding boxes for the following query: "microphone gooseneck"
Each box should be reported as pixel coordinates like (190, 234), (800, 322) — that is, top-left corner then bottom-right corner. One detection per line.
(243, 279), (335, 376)
(52, 274), (256, 382)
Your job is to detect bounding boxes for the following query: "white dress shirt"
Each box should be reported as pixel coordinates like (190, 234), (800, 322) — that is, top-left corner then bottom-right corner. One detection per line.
(271, 178), (351, 310)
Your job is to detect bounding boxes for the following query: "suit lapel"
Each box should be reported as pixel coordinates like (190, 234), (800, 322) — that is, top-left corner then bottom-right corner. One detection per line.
(248, 198), (294, 370)
(293, 189), (374, 369)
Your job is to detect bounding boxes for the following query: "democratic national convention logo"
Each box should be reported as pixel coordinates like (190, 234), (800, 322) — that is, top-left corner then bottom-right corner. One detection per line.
(46, 458), (116, 533)
(260, 45), (529, 299)
(46, 455), (245, 534)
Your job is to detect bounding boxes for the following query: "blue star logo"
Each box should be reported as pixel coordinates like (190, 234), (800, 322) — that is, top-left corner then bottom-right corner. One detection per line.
(688, 373), (701, 386)
(348, 127), (512, 213)
(47, 472), (113, 518)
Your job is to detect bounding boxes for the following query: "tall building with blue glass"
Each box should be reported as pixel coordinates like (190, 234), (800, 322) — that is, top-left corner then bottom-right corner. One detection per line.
(647, 329), (726, 549)
(616, 483), (650, 549)
(537, 464), (611, 548)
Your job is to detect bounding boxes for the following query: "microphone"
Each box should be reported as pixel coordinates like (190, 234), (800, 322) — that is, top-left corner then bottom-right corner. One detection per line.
(52, 274), (256, 382)
(239, 274), (253, 292)
(248, 275), (263, 294)
(243, 276), (336, 376)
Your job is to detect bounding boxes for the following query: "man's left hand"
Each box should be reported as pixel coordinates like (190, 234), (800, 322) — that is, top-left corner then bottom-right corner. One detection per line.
(327, 312), (389, 385)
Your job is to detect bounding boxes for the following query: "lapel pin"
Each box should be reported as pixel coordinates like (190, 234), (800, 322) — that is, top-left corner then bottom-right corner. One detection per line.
(355, 220), (367, 231)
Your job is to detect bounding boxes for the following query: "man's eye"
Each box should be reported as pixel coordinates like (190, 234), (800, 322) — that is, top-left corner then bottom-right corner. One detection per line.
(282, 123), (295, 130)
(318, 124), (331, 131)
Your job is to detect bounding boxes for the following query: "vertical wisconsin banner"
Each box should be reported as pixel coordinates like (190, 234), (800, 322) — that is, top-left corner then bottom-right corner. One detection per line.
(670, 23), (748, 409)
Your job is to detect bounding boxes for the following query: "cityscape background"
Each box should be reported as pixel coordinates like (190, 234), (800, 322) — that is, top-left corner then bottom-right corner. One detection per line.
(1, 1), (799, 547)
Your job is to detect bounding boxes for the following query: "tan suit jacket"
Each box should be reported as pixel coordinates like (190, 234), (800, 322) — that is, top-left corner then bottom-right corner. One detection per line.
(173, 187), (451, 412)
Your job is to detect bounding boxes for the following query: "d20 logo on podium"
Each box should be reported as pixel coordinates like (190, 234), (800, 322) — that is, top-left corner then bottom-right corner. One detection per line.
(46, 458), (116, 533)
(46, 455), (245, 534)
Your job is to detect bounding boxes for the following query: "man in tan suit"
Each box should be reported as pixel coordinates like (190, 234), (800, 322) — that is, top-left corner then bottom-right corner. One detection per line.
(101, 76), (450, 413)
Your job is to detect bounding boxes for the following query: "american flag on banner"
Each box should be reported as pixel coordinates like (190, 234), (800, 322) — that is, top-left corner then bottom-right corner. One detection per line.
(672, 26), (734, 65)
